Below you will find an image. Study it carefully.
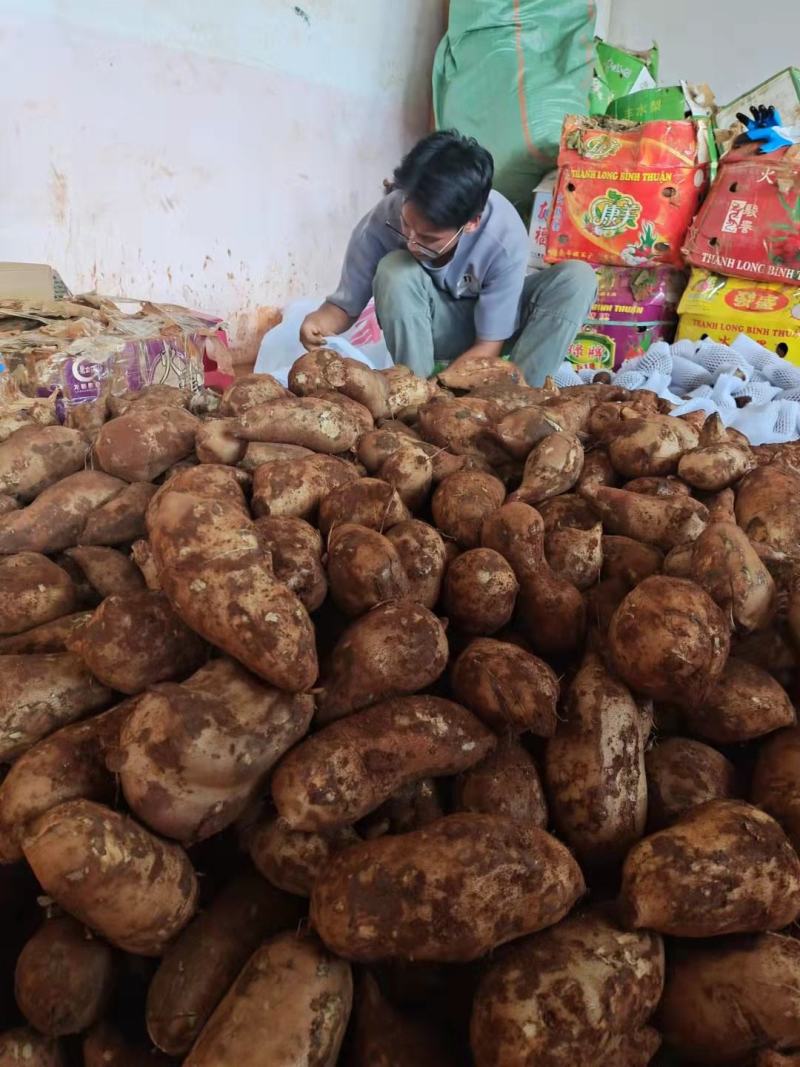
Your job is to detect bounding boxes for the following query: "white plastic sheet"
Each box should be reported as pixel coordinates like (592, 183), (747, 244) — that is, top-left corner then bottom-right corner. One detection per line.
(254, 300), (392, 385)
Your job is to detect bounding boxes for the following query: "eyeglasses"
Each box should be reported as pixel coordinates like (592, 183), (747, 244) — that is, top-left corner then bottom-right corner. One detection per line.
(385, 220), (465, 261)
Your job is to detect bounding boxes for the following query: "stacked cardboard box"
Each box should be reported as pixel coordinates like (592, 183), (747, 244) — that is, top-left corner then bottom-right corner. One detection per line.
(569, 266), (686, 371)
(0, 283), (231, 422)
(540, 113), (708, 369)
(678, 71), (800, 365)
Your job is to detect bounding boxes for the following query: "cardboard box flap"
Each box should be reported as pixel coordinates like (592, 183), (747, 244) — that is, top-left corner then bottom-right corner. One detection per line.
(0, 263), (70, 302)
(0, 298), (105, 323)
(717, 68), (800, 135)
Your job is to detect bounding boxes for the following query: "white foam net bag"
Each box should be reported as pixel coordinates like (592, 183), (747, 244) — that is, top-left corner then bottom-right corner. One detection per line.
(731, 381), (781, 404)
(731, 401), (800, 444)
(670, 354), (715, 393)
(553, 365), (584, 388)
(692, 340), (750, 379)
(553, 331), (800, 443)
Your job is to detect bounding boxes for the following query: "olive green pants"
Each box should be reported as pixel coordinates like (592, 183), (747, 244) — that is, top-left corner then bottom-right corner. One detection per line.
(373, 250), (597, 386)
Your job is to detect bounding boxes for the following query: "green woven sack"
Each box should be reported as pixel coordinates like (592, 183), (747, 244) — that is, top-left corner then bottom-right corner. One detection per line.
(432, 0), (595, 218)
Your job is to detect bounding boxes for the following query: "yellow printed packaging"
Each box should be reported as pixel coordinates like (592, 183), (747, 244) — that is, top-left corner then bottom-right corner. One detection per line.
(677, 269), (800, 365)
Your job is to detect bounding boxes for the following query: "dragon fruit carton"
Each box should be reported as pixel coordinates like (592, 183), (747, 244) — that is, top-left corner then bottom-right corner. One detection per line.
(567, 264), (686, 371)
(546, 114), (709, 268)
(684, 142), (800, 286)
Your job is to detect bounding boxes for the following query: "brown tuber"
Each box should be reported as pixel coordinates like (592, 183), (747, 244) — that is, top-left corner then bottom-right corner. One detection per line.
(608, 576), (730, 705)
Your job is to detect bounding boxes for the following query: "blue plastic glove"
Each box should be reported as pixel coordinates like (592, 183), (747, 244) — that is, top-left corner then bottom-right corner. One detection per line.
(747, 123), (800, 153)
(735, 104), (781, 133)
(735, 105), (800, 153)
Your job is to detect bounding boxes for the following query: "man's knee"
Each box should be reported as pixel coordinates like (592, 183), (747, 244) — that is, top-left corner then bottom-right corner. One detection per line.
(373, 250), (428, 305)
(531, 260), (597, 316)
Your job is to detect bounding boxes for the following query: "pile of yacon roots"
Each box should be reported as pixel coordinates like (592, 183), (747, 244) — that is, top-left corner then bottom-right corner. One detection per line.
(1, 348), (800, 1065)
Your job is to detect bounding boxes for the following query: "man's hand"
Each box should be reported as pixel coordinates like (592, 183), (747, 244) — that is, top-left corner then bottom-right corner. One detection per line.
(437, 342), (508, 386)
(299, 312), (328, 349)
(447, 340), (505, 369)
(299, 302), (356, 350)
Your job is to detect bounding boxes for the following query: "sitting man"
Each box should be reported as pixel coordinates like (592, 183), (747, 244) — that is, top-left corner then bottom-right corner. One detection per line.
(300, 129), (596, 386)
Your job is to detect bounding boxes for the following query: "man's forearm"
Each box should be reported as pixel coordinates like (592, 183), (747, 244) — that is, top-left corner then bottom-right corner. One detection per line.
(315, 302), (357, 336)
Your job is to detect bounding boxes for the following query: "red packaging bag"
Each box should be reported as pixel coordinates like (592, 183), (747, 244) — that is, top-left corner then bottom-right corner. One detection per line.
(545, 115), (708, 268)
(684, 143), (800, 286)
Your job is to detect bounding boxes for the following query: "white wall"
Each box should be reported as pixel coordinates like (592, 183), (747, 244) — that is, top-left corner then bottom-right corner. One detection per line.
(607, 0), (797, 105)
(0, 0), (444, 350)
(9, 0), (788, 354)
(595, 0), (613, 40)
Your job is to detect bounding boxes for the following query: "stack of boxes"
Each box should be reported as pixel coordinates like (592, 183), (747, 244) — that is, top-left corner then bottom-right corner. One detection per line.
(529, 50), (800, 371)
(679, 132), (800, 364)
(539, 112), (709, 370)
(0, 293), (231, 420)
(570, 266), (686, 372)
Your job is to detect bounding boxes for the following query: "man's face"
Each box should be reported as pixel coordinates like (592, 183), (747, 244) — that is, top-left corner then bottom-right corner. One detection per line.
(399, 200), (479, 263)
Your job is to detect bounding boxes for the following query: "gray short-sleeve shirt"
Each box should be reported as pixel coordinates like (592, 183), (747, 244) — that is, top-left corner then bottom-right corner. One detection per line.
(327, 189), (530, 341)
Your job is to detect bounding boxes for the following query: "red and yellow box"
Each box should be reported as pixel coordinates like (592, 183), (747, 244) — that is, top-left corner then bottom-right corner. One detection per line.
(546, 115), (708, 268)
(683, 143), (800, 286)
(677, 268), (800, 364)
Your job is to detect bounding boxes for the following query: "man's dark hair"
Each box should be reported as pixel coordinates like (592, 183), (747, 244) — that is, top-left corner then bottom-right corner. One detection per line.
(392, 130), (494, 229)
